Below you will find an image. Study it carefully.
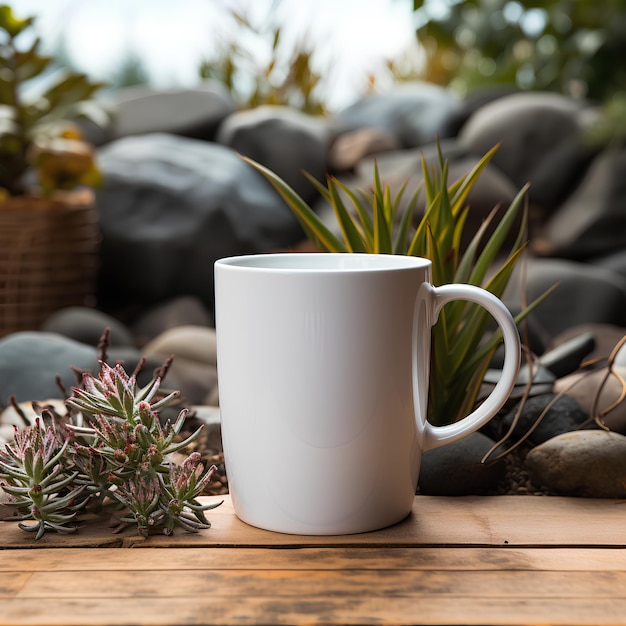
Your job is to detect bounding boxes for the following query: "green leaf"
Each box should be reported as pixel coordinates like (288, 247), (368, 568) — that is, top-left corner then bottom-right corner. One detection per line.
(373, 190), (393, 254)
(0, 5), (33, 38)
(242, 156), (347, 252)
(450, 144), (499, 216)
(328, 178), (368, 252)
(393, 186), (420, 254)
(334, 179), (375, 249)
(467, 184), (529, 287)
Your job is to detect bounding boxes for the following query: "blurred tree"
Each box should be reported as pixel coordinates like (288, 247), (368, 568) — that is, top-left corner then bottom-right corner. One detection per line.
(412, 0), (626, 102)
(199, 9), (329, 115)
(110, 51), (150, 88)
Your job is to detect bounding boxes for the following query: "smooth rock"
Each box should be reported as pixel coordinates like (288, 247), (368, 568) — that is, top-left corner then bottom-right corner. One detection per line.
(217, 105), (329, 204)
(504, 257), (626, 337)
(109, 82), (236, 141)
(459, 91), (592, 211)
(41, 307), (135, 348)
(541, 146), (626, 260)
(130, 296), (214, 348)
(0, 332), (98, 405)
(327, 126), (400, 172)
(525, 430), (626, 498)
(445, 85), (520, 136)
(142, 326), (218, 405)
(482, 364), (555, 401)
(592, 249), (626, 295)
(551, 324), (626, 364)
(96, 133), (303, 311)
(418, 432), (506, 496)
(330, 82), (462, 149)
(500, 393), (589, 445)
(554, 366), (626, 435)
(0, 399), (67, 443)
(537, 332), (596, 378)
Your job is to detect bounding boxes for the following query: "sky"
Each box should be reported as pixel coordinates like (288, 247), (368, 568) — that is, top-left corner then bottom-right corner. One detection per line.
(10, 0), (419, 111)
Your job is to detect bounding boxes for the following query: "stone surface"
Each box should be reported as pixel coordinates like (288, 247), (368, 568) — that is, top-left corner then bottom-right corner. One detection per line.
(505, 257), (626, 337)
(459, 91), (592, 211)
(0, 399), (67, 443)
(592, 249), (626, 294)
(41, 307), (135, 348)
(537, 332), (596, 378)
(108, 82), (236, 141)
(482, 364), (555, 402)
(217, 105), (329, 204)
(95, 133), (303, 311)
(0, 332), (98, 404)
(130, 296), (214, 348)
(525, 430), (626, 498)
(142, 326), (218, 405)
(327, 127), (400, 172)
(330, 82), (462, 149)
(500, 393), (589, 445)
(554, 365), (626, 435)
(417, 432), (506, 496)
(540, 146), (626, 260)
(550, 324), (626, 364)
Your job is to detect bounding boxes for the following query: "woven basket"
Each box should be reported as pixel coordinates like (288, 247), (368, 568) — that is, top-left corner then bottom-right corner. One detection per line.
(0, 190), (100, 337)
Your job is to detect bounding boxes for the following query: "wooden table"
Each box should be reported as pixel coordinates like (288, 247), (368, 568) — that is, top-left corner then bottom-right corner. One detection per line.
(1, 495), (625, 625)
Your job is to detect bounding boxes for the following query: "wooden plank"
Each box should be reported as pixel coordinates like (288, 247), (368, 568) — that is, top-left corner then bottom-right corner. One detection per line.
(12, 569), (626, 600)
(138, 495), (626, 548)
(1, 546), (625, 573)
(0, 572), (30, 597)
(1, 596), (625, 626)
(3, 496), (625, 549)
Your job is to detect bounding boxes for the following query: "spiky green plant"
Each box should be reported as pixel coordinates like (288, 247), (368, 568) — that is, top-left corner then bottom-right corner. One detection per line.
(244, 146), (550, 426)
(0, 356), (222, 539)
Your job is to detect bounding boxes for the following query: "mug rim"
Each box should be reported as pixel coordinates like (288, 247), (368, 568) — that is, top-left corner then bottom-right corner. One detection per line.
(215, 253), (432, 272)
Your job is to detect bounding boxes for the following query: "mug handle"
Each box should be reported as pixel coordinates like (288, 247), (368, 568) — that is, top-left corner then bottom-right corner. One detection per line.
(416, 283), (521, 452)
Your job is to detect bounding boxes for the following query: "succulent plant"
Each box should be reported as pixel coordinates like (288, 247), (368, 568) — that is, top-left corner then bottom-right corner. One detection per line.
(0, 340), (222, 539)
(0, 4), (104, 197)
(0, 417), (88, 539)
(244, 145), (552, 426)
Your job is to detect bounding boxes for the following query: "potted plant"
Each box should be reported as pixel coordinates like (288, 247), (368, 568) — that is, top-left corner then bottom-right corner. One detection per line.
(245, 145), (551, 427)
(0, 4), (105, 337)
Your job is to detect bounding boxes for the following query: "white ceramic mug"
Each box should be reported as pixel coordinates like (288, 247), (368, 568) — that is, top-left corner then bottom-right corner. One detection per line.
(215, 253), (520, 535)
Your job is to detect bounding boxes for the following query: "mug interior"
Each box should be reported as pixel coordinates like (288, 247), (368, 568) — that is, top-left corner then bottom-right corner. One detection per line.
(216, 253), (431, 272)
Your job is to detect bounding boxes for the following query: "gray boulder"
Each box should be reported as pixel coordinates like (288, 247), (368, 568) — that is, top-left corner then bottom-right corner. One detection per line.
(130, 296), (214, 348)
(459, 92), (593, 211)
(142, 326), (218, 405)
(217, 105), (329, 204)
(505, 257), (626, 337)
(501, 393), (589, 445)
(108, 82), (236, 142)
(417, 432), (506, 496)
(95, 133), (303, 311)
(525, 430), (626, 498)
(555, 365), (626, 435)
(330, 82), (462, 149)
(541, 146), (626, 260)
(0, 332), (98, 404)
(41, 307), (135, 348)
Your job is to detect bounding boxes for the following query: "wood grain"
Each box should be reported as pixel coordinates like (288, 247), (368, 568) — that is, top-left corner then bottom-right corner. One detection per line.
(1, 496), (625, 625)
(3, 495), (625, 549)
